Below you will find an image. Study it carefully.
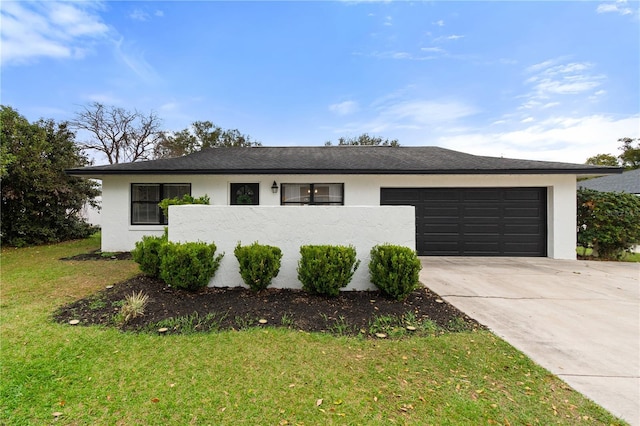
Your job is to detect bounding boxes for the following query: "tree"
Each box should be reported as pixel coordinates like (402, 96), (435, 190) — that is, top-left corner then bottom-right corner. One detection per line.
(1, 106), (100, 246)
(585, 153), (619, 167)
(71, 102), (163, 164)
(155, 121), (261, 158)
(325, 133), (400, 147)
(618, 137), (640, 170)
(584, 137), (640, 170)
(577, 188), (640, 259)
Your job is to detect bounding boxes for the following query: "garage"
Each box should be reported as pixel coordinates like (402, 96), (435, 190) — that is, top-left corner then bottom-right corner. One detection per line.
(381, 187), (547, 256)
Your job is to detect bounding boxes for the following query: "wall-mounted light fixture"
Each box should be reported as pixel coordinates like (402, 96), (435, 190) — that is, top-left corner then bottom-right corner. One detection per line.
(271, 181), (278, 194)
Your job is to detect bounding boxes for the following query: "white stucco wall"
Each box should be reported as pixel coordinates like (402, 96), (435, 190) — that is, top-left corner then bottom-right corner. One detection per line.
(169, 205), (415, 290)
(99, 173), (577, 259)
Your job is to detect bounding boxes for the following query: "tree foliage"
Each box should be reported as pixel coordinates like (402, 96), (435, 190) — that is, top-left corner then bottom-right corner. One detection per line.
(1, 105), (99, 246)
(577, 188), (640, 259)
(585, 153), (619, 167)
(325, 133), (400, 147)
(71, 102), (163, 164)
(618, 137), (640, 170)
(585, 137), (639, 170)
(155, 120), (261, 158)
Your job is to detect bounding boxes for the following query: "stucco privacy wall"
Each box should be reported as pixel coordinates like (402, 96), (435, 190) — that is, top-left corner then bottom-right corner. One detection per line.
(100, 173), (576, 259)
(169, 205), (415, 290)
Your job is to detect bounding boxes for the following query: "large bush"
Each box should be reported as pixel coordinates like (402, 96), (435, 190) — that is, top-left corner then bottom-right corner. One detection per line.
(159, 241), (224, 291)
(577, 188), (640, 259)
(234, 242), (283, 291)
(369, 244), (422, 300)
(1, 106), (99, 246)
(297, 245), (360, 297)
(131, 232), (168, 277)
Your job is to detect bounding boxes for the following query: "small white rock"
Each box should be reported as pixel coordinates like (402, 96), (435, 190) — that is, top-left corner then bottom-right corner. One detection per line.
(435, 299), (444, 303)
(69, 320), (80, 325)
(406, 326), (417, 331)
(258, 319), (268, 324)
(375, 333), (387, 338)
(158, 327), (169, 333)
(106, 285), (114, 289)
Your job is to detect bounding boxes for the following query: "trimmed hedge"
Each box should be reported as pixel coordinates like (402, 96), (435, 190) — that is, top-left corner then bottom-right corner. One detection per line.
(234, 242), (283, 291)
(369, 244), (422, 300)
(159, 241), (224, 291)
(297, 245), (360, 296)
(158, 194), (210, 220)
(131, 232), (167, 277)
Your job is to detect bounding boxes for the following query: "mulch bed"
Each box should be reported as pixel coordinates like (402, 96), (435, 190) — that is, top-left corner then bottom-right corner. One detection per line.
(55, 255), (484, 337)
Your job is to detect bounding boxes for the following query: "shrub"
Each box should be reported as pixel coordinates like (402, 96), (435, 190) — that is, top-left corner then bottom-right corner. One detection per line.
(158, 194), (210, 220)
(159, 241), (223, 291)
(131, 232), (167, 277)
(234, 242), (283, 291)
(369, 244), (422, 300)
(116, 291), (149, 325)
(297, 245), (360, 297)
(577, 188), (640, 259)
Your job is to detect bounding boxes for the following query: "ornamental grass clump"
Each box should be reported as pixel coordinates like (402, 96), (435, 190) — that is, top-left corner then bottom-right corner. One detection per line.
(369, 244), (422, 301)
(234, 242), (283, 291)
(116, 291), (149, 325)
(297, 245), (360, 297)
(159, 241), (224, 291)
(131, 232), (167, 278)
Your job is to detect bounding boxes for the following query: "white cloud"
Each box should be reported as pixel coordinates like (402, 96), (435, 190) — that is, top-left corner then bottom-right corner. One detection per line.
(433, 19), (445, 27)
(421, 47), (445, 53)
(521, 59), (605, 109)
(155, 10), (164, 18)
(438, 114), (640, 162)
(129, 9), (149, 21)
(329, 100), (360, 116)
(597, 1), (633, 15)
(0, 2), (109, 66)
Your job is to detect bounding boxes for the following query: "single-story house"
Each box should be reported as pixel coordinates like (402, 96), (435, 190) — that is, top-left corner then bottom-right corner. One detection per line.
(67, 146), (620, 263)
(578, 168), (640, 195)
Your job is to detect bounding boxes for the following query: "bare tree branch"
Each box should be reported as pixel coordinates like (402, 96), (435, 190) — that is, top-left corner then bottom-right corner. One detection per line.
(71, 102), (163, 164)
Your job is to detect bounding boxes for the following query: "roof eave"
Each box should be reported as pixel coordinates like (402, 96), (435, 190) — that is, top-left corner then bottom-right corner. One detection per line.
(66, 167), (624, 176)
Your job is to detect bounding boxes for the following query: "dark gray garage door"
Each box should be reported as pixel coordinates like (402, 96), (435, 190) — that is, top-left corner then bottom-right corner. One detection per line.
(381, 187), (547, 256)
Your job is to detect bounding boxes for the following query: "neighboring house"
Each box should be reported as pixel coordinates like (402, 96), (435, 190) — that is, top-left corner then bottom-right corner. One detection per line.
(79, 195), (101, 227)
(66, 146), (620, 261)
(578, 169), (640, 195)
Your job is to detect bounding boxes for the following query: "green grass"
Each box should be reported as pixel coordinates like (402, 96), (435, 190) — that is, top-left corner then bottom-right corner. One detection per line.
(1, 234), (627, 425)
(621, 251), (640, 262)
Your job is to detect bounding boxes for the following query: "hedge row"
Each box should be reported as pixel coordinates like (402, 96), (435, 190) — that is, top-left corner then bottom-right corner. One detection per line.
(132, 238), (422, 299)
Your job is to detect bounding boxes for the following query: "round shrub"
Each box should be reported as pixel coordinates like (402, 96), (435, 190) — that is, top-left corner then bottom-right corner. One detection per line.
(159, 241), (224, 291)
(234, 242), (283, 291)
(369, 244), (422, 300)
(297, 245), (360, 297)
(131, 233), (167, 278)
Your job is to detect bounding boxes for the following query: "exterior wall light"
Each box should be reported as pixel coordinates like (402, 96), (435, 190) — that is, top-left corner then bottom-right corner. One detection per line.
(271, 181), (278, 194)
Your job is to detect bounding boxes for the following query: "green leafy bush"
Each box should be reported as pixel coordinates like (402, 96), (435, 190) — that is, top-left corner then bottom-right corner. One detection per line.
(159, 241), (224, 291)
(369, 244), (422, 300)
(577, 188), (640, 259)
(297, 245), (360, 296)
(131, 232), (168, 277)
(158, 194), (210, 220)
(234, 242), (283, 291)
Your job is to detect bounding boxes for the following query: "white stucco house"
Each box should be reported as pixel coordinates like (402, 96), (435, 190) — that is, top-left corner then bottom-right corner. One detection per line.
(66, 146), (620, 289)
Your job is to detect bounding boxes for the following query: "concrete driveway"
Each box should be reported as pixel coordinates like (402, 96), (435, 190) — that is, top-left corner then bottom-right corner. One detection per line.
(420, 257), (639, 425)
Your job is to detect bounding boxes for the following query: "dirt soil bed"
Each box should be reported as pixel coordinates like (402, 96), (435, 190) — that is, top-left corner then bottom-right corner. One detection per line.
(54, 272), (483, 337)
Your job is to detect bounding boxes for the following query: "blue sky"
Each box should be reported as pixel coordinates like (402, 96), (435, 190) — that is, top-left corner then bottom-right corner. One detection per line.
(1, 1), (638, 165)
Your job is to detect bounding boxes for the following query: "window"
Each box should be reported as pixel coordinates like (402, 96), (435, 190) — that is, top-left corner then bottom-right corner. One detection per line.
(281, 183), (344, 205)
(131, 183), (191, 225)
(230, 183), (260, 205)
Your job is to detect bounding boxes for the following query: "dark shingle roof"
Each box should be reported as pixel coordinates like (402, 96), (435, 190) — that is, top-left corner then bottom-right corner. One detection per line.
(66, 146), (622, 176)
(578, 169), (640, 194)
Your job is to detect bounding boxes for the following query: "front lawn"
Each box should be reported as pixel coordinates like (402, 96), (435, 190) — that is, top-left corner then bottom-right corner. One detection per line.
(0, 234), (626, 425)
